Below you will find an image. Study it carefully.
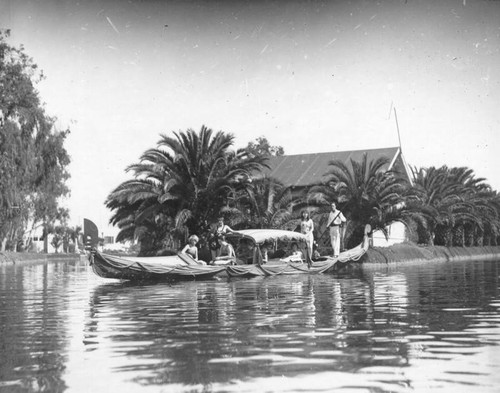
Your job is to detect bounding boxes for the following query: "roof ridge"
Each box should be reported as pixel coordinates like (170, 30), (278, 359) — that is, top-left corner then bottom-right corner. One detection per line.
(273, 146), (400, 159)
(262, 146), (407, 187)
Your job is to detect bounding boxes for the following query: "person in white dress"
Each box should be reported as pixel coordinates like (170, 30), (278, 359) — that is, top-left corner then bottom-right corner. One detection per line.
(300, 210), (314, 259)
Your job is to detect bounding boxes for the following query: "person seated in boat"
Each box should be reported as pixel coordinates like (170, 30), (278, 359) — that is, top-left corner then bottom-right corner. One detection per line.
(181, 235), (207, 265)
(312, 240), (321, 261)
(209, 217), (238, 260)
(260, 242), (271, 264)
(236, 239), (256, 265)
(280, 242), (304, 263)
(269, 247), (286, 259)
(213, 235), (236, 265)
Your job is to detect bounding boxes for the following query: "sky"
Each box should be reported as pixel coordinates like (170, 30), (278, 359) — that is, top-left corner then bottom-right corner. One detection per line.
(1, 0), (499, 237)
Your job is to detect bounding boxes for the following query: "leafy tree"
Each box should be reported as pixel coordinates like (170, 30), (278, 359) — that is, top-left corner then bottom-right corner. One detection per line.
(106, 126), (268, 255)
(246, 136), (284, 157)
(50, 225), (65, 253)
(46, 223), (81, 253)
(67, 225), (82, 253)
(0, 29), (71, 251)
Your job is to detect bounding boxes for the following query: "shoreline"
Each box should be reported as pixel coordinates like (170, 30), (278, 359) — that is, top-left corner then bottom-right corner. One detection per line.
(3, 243), (500, 267)
(361, 243), (500, 265)
(0, 252), (82, 265)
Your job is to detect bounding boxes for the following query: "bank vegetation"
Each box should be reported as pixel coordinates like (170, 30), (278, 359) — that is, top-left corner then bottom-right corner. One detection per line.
(0, 30), (73, 252)
(106, 127), (500, 257)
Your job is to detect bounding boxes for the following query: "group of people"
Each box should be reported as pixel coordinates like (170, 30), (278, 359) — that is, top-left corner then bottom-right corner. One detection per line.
(298, 202), (347, 259)
(181, 217), (237, 265)
(180, 203), (347, 264)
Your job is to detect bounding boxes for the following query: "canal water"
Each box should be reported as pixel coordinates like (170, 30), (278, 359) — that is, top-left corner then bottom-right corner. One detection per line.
(1, 258), (500, 393)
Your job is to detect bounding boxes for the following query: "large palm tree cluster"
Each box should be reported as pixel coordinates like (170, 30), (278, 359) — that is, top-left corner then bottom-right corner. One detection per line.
(408, 166), (500, 246)
(107, 129), (499, 254)
(307, 155), (500, 248)
(106, 126), (268, 255)
(225, 176), (297, 230)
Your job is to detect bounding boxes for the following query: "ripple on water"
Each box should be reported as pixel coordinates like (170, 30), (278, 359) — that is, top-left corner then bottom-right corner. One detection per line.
(208, 353), (333, 366)
(256, 334), (288, 339)
(344, 330), (373, 336)
(268, 348), (304, 353)
(2, 259), (500, 392)
(297, 331), (336, 337)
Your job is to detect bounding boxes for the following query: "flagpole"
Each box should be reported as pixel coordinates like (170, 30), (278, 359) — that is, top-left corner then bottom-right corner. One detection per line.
(394, 107), (403, 151)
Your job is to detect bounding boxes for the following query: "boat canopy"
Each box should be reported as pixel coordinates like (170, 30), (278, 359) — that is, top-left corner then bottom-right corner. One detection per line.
(226, 229), (308, 245)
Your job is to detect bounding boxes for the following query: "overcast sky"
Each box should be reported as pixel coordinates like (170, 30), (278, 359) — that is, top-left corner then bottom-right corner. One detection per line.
(1, 0), (499, 236)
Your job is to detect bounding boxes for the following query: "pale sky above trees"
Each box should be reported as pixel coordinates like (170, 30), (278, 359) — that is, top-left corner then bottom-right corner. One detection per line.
(1, 0), (499, 236)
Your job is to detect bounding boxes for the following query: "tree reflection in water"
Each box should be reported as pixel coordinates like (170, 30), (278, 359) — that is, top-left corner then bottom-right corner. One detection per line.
(2, 259), (500, 392)
(83, 260), (500, 391)
(0, 262), (74, 393)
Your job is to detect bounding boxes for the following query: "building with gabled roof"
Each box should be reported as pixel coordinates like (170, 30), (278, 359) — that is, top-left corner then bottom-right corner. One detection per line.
(262, 146), (412, 248)
(264, 146), (412, 188)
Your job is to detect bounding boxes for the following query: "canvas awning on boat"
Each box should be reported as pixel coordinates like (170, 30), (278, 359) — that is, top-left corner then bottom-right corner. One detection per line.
(227, 229), (308, 245)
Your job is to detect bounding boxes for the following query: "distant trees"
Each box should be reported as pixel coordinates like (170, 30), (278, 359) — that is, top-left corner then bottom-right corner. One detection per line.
(106, 126), (269, 255)
(246, 136), (284, 157)
(50, 223), (82, 253)
(0, 29), (71, 251)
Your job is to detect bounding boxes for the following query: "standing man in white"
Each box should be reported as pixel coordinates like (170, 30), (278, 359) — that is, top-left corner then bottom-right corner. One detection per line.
(326, 202), (347, 257)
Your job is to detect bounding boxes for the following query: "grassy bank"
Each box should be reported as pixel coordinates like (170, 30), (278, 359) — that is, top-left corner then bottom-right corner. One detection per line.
(0, 252), (82, 265)
(362, 242), (500, 264)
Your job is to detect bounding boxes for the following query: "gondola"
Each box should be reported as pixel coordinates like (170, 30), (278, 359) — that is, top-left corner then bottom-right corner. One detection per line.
(89, 227), (369, 282)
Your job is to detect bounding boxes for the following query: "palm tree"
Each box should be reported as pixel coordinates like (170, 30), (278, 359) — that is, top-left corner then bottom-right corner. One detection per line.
(477, 190), (500, 245)
(308, 153), (409, 248)
(225, 176), (297, 229)
(106, 126), (268, 254)
(448, 167), (500, 246)
(407, 166), (458, 246)
(408, 166), (500, 246)
(106, 178), (173, 253)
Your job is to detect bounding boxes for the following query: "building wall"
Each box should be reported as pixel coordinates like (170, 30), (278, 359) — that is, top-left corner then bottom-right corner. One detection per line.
(26, 235), (56, 253)
(264, 148), (412, 250)
(372, 222), (407, 247)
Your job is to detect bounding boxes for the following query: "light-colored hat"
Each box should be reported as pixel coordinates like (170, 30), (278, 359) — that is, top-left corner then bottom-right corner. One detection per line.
(188, 234), (199, 243)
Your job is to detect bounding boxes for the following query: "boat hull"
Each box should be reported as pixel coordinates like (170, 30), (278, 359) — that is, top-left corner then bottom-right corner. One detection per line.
(89, 234), (369, 282)
(90, 252), (227, 281)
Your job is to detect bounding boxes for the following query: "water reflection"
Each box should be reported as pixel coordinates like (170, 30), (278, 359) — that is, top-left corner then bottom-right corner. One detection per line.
(0, 260), (87, 393)
(81, 261), (500, 392)
(1, 259), (500, 392)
